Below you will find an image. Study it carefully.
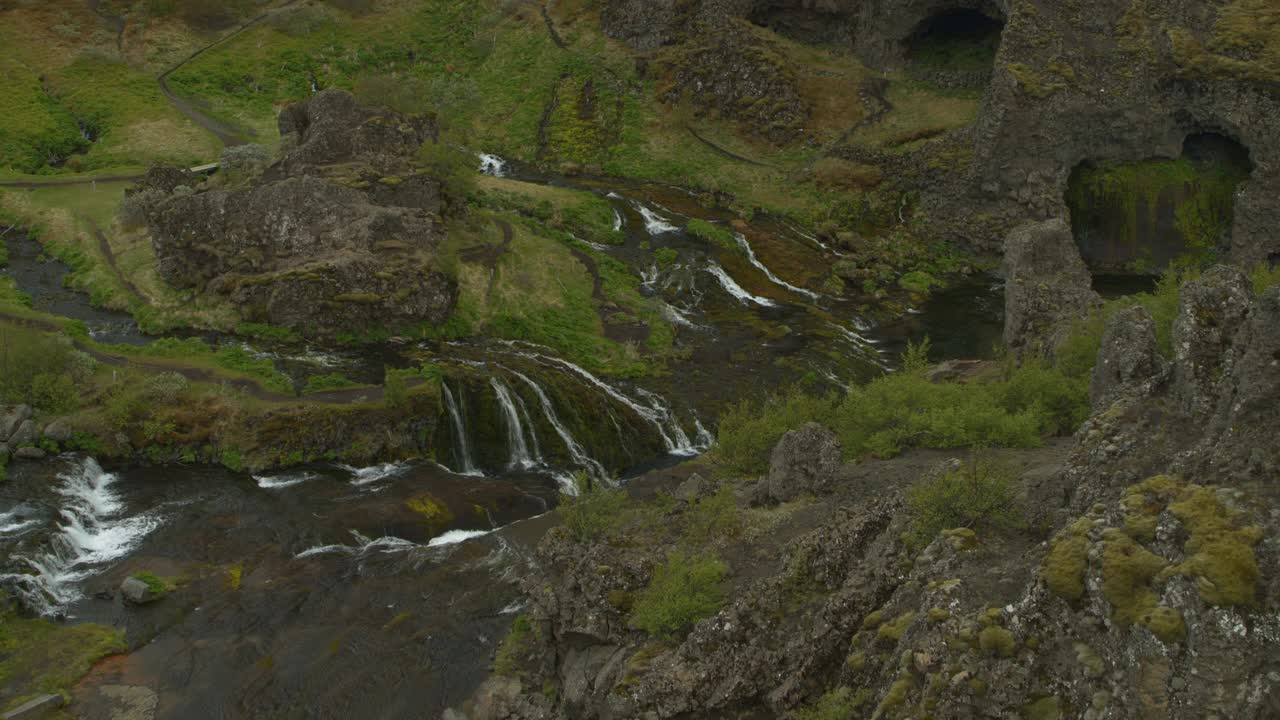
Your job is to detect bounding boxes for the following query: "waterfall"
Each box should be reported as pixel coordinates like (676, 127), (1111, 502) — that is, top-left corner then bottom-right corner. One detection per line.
(0, 457), (159, 616)
(491, 377), (541, 470)
(706, 262), (778, 307)
(513, 351), (701, 457)
(612, 208), (623, 232)
(441, 383), (481, 476)
(478, 153), (508, 177)
(632, 202), (678, 235)
(733, 232), (821, 301)
(506, 368), (608, 492)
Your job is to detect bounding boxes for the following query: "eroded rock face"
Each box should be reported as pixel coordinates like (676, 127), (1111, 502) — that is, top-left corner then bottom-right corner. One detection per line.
(146, 91), (456, 337)
(767, 422), (841, 502)
(1090, 305), (1167, 409)
(1171, 265), (1254, 418)
(1002, 218), (1100, 356)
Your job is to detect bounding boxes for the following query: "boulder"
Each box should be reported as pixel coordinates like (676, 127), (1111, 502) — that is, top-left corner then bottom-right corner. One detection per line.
(673, 473), (710, 503)
(1171, 266), (1254, 417)
(7, 419), (38, 447)
(120, 576), (159, 605)
(13, 447), (45, 460)
(0, 405), (32, 442)
(1215, 284), (1280, 429)
(276, 89), (437, 173)
(1002, 219), (1100, 357)
(1089, 305), (1168, 409)
(766, 423), (841, 502)
(42, 419), (73, 443)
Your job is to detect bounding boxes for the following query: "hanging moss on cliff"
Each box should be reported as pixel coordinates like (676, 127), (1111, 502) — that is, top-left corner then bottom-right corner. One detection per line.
(1170, 0), (1280, 83)
(1065, 157), (1248, 272)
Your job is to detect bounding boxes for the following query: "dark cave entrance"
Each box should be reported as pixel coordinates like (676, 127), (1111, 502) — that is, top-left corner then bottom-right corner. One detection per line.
(747, 3), (850, 45)
(1066, 133), (1253, 288)
(905, 9), (1005, 83)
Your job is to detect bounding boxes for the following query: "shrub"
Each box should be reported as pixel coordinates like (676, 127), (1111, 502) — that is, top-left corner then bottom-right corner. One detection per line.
(418, 141), (478, 207)
(304, 373), (357, 394)
(141, 372), (190, 404)
(682, 484), (742, 544)
(558, 474), (627, 543)
(30, 372), (78, 414)
(794, 686), (872, 720)
(383, 369), (407, 409)
(630, 551), (727, 639)
(0, 328), (80, 408)
(907, 455), (1024, 547)
(713, 389), (837, 475)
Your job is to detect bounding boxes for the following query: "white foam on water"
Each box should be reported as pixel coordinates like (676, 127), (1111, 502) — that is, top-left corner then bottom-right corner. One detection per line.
(339, 462), (411, 487)
(612, 209), (623, 232)
(427, 529), (492, 547)
(253, 471), (318, 490)
(632, 202), (678, 235)
(478, 153), (508, 177)
(705, 263), (778, 308)
(733, 232), (822, 301)
(296, 530), (420, 558)
(1, 457), (160, 615)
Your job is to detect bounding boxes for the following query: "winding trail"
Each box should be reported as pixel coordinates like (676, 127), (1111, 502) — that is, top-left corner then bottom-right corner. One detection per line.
(89, 220), (144, 303)
(685, 125), (772, 167)
(790, 76), (894, 180)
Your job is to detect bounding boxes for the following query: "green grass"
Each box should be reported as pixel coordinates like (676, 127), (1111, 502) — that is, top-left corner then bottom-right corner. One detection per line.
(302, 373), (360, 394)
(0, 594), (125, 712)
(0, 55), (86, 173)
(630, 551), (727, 639)
(712, 352), (1087, 476)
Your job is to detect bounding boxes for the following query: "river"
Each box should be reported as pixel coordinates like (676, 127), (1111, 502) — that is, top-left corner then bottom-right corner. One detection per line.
(0, 159), (1004, 716)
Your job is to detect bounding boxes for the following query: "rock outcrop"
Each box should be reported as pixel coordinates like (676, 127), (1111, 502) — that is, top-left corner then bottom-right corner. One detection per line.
(1002, 218), (1100, 356)
(145, 90), (456, 337)
(1089, 305), (1167, 408)
(1170, 265), (1254, 418)
(766, 422), (841, 502)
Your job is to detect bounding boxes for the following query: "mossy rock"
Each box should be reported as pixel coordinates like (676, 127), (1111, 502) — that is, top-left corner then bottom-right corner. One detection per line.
(978, 626), (1016, 658)
(405, 491), (454, 535)
(1042, 518), (1093, 602)
(876, 612), (916, 646)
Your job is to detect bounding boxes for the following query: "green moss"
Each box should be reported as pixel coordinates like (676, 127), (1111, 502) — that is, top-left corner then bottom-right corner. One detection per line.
(130, 571), (171, 597)
(1074, 642), (1104, 678)
(0, 594), (125, 708)
(794, 686), (871, 720)
(405, 491), (454, 535)
(1042, 518), (1093, 602)
(927, 608), (951, 623)
(941, 527), (978, 551)
(846, 652), (867, 670)
(685, 219), (739, 253)
(1023, 696), (1061, 720)
(1164, 485), (1262, 606)
(1139, 606), (1186, 643)
(874, 675), (916, 717)
(876, 612), (917, 646)
(977, 626), (1016, 658)
(493, 614), (536, 677)
(898, 271), (938, 295)
(862, 610), (886, 630)
(1100, 528), (1167, 627)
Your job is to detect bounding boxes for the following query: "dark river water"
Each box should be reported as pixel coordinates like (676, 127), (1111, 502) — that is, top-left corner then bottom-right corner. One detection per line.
(0, 159), (1005, 717)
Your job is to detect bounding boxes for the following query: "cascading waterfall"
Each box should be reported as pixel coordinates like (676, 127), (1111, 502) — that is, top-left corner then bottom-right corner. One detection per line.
(478, 153), (508, 177)
(733, 231), (822, 301)
(0, 457), (159, 616)
(633, 202), (679, 235)
(441, 383), (482, 476)
(507, 368), (608, 492)
(511, 349), (704, 457)
(491, 377), (541, 470)
(706, 262), (778, 308)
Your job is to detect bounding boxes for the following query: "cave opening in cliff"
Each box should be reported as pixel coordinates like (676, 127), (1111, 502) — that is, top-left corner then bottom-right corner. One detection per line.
(1066, 133), (1253, 291)
(746, 3), (849, 45)
(905, 8), (1004, 80)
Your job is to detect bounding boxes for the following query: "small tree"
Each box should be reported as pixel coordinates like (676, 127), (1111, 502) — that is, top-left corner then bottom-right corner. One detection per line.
(384, 369), (408, 410)
(558, 472), (626, 543)
(906, 453), (1024, 547)
(630, 551), (727, 639)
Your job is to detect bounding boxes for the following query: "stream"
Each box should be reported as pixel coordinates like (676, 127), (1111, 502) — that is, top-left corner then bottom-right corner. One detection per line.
(0, 158), (1004, 716)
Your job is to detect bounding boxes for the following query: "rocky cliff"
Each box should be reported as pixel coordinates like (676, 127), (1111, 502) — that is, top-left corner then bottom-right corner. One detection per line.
(450, 266), (1279, 718)
(142, 90), (457, 336)
(602, 0), (1280, 266)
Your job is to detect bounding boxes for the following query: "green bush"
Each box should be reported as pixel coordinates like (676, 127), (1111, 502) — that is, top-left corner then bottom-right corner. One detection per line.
(794, 686), (872, 720)
(630, 551), (727, 639)
(654, 247), (679, 267)
(304, 373), (358, 394)
(383, 369), (408, 409)
(29, 372), (78, 414)
(713, 389), (837, 475)
(682, 484), (742, 544)
(906, 455), (1024, 547)
(0, 328), (84, 411)
(558, 474), (627, 543)
(418, 140), (478, 207)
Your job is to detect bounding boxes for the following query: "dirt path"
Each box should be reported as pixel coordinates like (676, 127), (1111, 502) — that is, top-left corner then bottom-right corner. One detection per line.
(0, 175), (143, 189)
(789, 76), (894, 180)
(89, 220), (144, 303)
(685, 125), (772, 167)
(539, 2), (568, 50)
(156, 1), (303, 148)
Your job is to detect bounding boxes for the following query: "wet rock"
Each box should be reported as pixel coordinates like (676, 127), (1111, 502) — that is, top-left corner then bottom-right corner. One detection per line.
(766, 422), (841, 503)
(600, 0), (687, 50)
(1171, 266), (1254, 417)
(1002, 219), (1100, 357)
(120, 577), (159, 605)
(1090, 305), (1168, 409)
(0, 404), (32, 442)
(7, 419), (38, 447)
(42, 419), (73, 443)
(13, 447), (45, 460)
